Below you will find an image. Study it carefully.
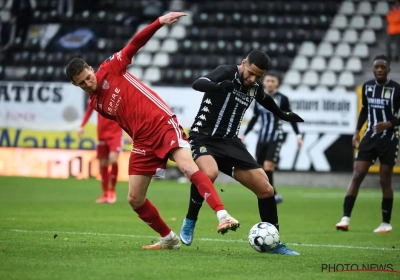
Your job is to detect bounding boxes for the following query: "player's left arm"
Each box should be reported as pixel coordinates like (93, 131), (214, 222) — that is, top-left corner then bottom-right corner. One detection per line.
(281, 95), (302, 149)
(106, 12), (186, 72)
(255, 88), (304, 123)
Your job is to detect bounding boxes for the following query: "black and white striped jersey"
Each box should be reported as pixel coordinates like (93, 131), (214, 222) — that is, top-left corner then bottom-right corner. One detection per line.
(358, 79), (400, 138)
(244, 92), (300, 143)
(190, 65), (265, 138)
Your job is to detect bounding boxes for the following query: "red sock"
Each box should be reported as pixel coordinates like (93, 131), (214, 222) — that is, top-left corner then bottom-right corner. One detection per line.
(190, 170), (225, 212)
(110, 164), (118, 191)
(134, 199), (171, 237)
(100, 166), (109, 194)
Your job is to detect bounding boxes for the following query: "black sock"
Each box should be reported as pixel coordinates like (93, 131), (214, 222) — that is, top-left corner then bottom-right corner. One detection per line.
(343, 195), (356, 217)
(186, 183), (204, 221)
(258, 196), (279, 232)
(382, 198), (393, 224)
(265, 170), (276, 195)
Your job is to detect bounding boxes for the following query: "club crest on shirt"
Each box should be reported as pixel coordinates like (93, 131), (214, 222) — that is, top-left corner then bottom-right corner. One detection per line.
(102, 79), (109, 89)
(200, 146), (207, 153)
(384, 89), (391, 99)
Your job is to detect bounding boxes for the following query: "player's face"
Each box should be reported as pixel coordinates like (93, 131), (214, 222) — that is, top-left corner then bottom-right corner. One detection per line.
(263, 75), (279, 93)
(373, 60), (390, 82)
(72, 67), (98, 93)
(240, 60), (265, 86)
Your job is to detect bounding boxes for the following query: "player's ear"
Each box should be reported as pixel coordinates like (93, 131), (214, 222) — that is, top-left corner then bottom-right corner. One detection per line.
(242, 59), (246, 66)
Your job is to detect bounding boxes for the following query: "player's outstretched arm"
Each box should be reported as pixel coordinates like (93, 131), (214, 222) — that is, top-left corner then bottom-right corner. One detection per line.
(123, 12), (186, 60)
(256, 92), (304, 123)
(192, 66), (235, 92)
(78, 104), (94, 138)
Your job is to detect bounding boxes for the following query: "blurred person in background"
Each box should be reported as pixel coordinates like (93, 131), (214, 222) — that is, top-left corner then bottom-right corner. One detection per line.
(58, 0), (74, 16)
(240, 72), (302, 204)
(10, 0), (35, 46)
(79, 102), (124, 204)
(0, 14), (16, 53)
(386, 0), (400, 61)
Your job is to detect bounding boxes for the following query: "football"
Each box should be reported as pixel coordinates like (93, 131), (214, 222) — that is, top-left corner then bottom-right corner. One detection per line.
(248, 222), (280, 252)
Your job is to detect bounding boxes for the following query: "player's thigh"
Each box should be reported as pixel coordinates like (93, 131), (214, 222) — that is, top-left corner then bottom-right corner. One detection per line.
(128, 174), (153, 209)
(234, 167), (273, 198)
(169, 147), (200, 178)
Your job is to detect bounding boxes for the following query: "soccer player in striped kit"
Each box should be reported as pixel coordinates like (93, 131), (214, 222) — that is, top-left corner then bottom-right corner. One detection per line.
(335, 55), (400, 233)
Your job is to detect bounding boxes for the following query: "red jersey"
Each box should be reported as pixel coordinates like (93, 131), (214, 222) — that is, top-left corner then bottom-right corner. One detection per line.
(88, 19), (174, 142)
(80, 101), (123, 140)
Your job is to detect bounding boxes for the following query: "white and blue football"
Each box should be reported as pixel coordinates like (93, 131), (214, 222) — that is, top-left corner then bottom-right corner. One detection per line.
(248, 222), (280, 252)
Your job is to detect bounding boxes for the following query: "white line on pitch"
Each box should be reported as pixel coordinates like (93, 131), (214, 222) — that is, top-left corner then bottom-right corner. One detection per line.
(9, 229), (399, 251)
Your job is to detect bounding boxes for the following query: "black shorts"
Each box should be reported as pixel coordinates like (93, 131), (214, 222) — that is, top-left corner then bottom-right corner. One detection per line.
(255, 141), (283, 165)
(355, 133), (399, 166)
(189, 133), (260, 177)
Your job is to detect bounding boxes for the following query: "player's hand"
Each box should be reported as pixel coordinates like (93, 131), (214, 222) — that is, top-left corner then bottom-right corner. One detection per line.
(282, 112), (304, 123)
(352, 131), (360, 149)
(297, 137), (303, 149)
(159, 12), (187, 26)
(239, 135), (245, 142)
(217, 80), (234, 93)
(78, 127), (84, 138)
(373, 121), (392, 134)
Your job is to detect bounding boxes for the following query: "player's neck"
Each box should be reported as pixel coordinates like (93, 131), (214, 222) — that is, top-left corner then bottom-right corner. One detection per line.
(375, 77), (390, 86)
(265, 90), (276, 95)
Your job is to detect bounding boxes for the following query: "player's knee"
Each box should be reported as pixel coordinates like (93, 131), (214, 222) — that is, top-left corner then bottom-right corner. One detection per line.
(255, 184), (274, 198)
(202, 169), (218, 182)
(99, 158), (108, 167)
(380, 174), (391, 189)
(178, 161), (199, 179)
(352, 168), (366, 182)
(127, 193), (145, 209)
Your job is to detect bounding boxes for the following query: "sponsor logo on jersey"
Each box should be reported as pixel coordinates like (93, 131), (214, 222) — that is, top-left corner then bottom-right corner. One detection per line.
(102, 80), (109, 90)
(131, 147), (146, 155)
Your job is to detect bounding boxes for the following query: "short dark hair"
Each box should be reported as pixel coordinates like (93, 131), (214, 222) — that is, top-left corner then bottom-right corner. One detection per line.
(261, 71), (281, 83)
(65, 58), (90, 81)
(373, 55), (390, 66)
(246, 50), (270, 71)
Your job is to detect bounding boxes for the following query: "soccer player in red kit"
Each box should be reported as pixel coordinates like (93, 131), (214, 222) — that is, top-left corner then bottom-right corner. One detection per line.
(78, 103), (123, 204)
(65, 12), (239, 250)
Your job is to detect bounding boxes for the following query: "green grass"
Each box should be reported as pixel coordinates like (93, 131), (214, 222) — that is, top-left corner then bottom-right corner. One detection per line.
(0, 176), (399, 280)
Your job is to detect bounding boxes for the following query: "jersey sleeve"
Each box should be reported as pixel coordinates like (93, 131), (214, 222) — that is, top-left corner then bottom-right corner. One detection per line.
(203, 65), (235, 83)
(281, 95), (300, 135)
(99, 19), (163, 75)
(80, 99), (94, 127)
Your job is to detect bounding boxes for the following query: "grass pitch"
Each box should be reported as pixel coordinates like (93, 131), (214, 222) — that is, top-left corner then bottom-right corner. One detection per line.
(0, 176), (399, 280)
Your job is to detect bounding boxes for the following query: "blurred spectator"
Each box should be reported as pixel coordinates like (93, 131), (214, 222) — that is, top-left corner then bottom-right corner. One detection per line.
(0, 14), (16, 53)
(386, 0), (400, 61)
(11, 0), (36, 46)
(58, 0), (74, 16)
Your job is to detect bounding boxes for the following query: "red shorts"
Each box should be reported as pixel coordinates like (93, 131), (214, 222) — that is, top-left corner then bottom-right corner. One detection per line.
(129, 116), (190, 177)
(97, 136), (123, 158)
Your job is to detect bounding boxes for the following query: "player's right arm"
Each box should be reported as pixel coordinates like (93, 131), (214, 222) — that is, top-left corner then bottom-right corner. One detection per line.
(78, 103), (94, 138)
(192, 65), (235, 93)
(353, 84), (368, 148)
